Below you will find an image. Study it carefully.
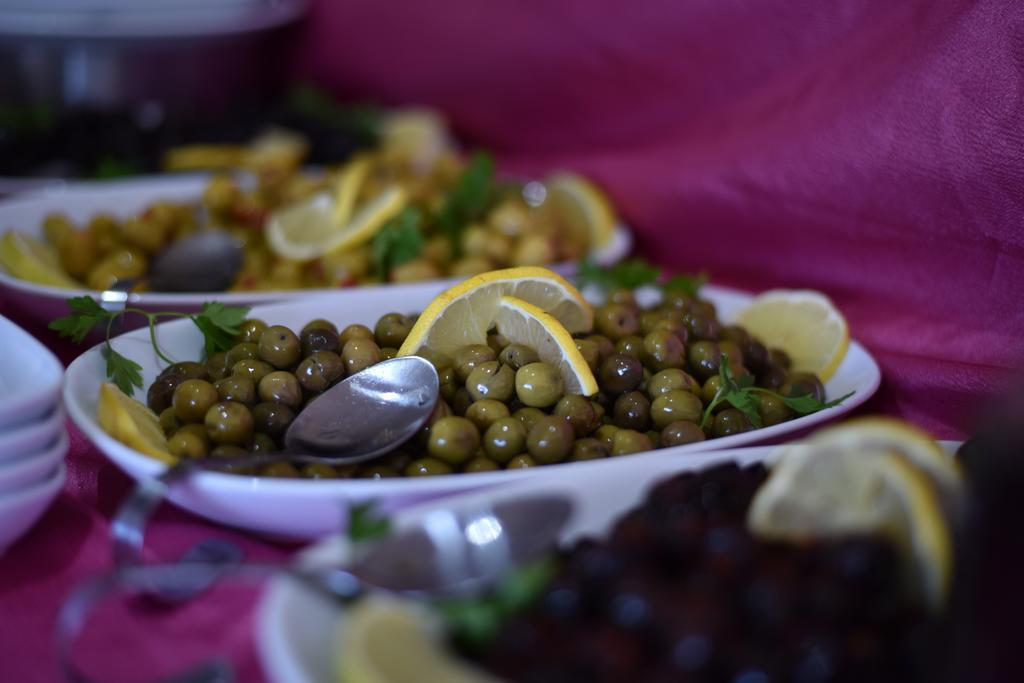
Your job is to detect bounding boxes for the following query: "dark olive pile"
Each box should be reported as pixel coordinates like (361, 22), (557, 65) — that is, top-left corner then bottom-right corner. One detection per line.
(466, 462), (940, 682)
(145, 287), (825, 479)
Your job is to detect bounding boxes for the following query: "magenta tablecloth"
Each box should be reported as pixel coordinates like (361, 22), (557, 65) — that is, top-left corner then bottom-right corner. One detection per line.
(2, 0), (1023, 680)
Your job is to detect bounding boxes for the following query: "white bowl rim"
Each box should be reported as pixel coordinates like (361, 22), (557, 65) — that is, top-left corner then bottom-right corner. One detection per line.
(0, 429), (68, 485)
(0, 461), (66, 512)
(0, 314), (63, 422)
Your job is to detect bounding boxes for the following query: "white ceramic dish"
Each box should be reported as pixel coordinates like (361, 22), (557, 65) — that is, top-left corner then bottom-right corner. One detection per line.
(257, 440), (961, 683)
(0, 314), (64, 430)
(0, 407), (64, 464)
(0, 174), (633, 323)
(64, 282), (880, 539)
(0, 462), (65, 554)
(0, 430), (68, 495)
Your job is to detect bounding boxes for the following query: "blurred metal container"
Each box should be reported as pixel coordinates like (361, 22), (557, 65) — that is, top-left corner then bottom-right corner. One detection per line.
(0, 0), (308, 111)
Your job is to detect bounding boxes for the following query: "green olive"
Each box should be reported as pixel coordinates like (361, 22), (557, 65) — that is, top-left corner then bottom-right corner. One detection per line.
(416, 399), (453, 448)
(647, 368), (701, 399)
(466, 360), (516, 403)
(453, 345), (497, 383)
(652, 318), (689, 347)
(427, 416), (481, 465)
(506, 454), (537, 469)
(464, 399), (511, 433)
(483, 417), (527, 463)
(258, 371), (302, 409)
(231, 359), (274, 384)
(214, 376), (256, 406)
(173, 379), (219, 424)
(683, 313), (721, 342)
(262, 462), (300, 478)
(599, 353), (643, 394)
(574, 339), (601, 372)
(204, 401), (254, 445)
(781, 372), (826, 403)
(224, 343), (259, 368)
(250, 433), (279, 454)
(295, 351), (345, 394)
(405, 457), (454, 476)
(712, 408), (754, 438)
(159, 361), (210, 382)
(515, 362), (564, 408)
(570, 437), (610, 461)
(642, 330), (686, 371)
(688, 340), (722, 382)
(586, 334), (615, 363)
(300, 327), (340, 357)
(159, 407), (181, 436)
(526, 416), (574, 465)
(252, 402), (295, 439)
(147, 376), (180, 414)
(512, 406), (546, 433)
(487, 332), (509, 355)
(450, 388), (473, 416)
(758, 393), (794, 426)
(339, 323), (375, 346)
(168, 428), (209, 459)
(554, 395), (597, 437)
(498, 343), (539, 370)
(769, 348), (792, 369)
(358, 465), (400, 479)
(639, 309), (667, 336)
(463, 457), (500, 473)
(302, 463), (338, 479)
(438, 366), (459, 403)
(236, 319), (268, 345)
(651, 389), (704, 429)
(417, 348), (453, 372)
(613, 391), (652, 431)
(757, 362), (789, 391)
(606, 288), (637, 308)
(611, 429), (653, 456)
(342, 338), (382, 375)
(301, 319), (338, 336)
(205, 352), (231, 381)
(594, 303), (639, 340)
(258, 325), (302, 369)
(660, 420), (707, 447)
(702, 376), (724, 406)
(613, 335), (644, 357)
(717, 340), (745, 373)
(374, 313), (413, 348)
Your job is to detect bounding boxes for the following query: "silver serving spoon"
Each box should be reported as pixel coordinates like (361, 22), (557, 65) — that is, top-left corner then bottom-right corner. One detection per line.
(147, 230), (244, 293)
(112, 355), (440, 581)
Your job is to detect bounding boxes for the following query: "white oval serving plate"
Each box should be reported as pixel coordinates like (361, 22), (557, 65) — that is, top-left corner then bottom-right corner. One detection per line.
(64, 281), (880, 539)
(0, 314), (64, 430)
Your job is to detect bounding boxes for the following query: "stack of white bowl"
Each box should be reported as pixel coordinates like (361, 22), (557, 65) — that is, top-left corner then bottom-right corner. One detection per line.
(0, 314), (66, 553)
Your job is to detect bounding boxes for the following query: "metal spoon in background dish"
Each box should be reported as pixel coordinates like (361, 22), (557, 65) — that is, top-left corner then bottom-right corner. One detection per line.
(111, 355), (440, 577)
(146, 229), (244, 293)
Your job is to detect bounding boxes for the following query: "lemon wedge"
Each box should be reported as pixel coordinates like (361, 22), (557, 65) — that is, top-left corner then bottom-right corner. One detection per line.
(336, 595), (499, 683)
(379, 108), (453, 172)
(733, 289), (849, 382)
(748, 422), (960, 611)
(397, 267), (592, 358)
(96, 382), (175, 464)
(266, 185), (407, 262)
(332, 156), (373, 226)
(0, 231), (81, 289)
(495, 295), (599, 396)
(543, 173), (617, 251)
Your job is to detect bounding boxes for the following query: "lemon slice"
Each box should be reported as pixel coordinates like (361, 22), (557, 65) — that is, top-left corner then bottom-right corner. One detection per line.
(379, 108), (453, 172)
(544, 173), (617, 250)
(266, 185), (407, 262)
(162, 144), (246, 171)
(806, 416), (962, 494)
(748, 427), (959, 611)
(336, 595), (498, 683)
(0, 231), (80, 288)
(733, 289), (849, 382)
(397, 267), (593, 357)
(495, 295), (599, 396)
(96, 382), (174, 464)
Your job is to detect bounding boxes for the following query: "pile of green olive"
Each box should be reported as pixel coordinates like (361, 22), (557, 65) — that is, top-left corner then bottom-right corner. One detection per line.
(145, 287), (825, 479)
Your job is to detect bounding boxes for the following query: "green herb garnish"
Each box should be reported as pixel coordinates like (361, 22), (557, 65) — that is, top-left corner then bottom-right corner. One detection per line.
(49, 296), (250, 396)
(435, 558), (557, 649)
(699, 353), (854, 430)
(286, 84), (380, 144)
(436, 151), (494, 254)
(348, 500), (391, 543)
(371, 207), (425, 278)
(578, 256), (707, 299)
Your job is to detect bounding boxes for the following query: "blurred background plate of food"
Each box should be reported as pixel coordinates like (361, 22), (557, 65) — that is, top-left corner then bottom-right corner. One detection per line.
(0, 107), (633, 323)
(62, 278), (879, 538)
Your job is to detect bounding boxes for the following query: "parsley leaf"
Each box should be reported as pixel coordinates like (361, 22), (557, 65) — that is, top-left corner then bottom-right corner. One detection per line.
(348, 501), (391, 543)
(577, 257), (660, 291)
(436, 151), (494, 253)
(780, 390), (855, 414)
(103, 346), (144, 395)
(662, 271), (708, 299)
(192, 302), (250, 357)
(49, 296), (108, 343)
(371, 207), (424, 277)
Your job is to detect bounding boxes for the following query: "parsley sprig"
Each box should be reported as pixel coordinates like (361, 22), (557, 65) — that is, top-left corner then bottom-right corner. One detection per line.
(371, 207), (425, 278)
(49, 296), (249, 396)
(578, 256), (708, 299)
(347, 500), (391, 543)
(699, 354), (854, 429)
(435, 151), (494, 254)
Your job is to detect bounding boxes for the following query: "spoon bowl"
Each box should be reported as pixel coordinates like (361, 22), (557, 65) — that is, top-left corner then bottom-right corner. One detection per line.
(148, 230), (243, 293)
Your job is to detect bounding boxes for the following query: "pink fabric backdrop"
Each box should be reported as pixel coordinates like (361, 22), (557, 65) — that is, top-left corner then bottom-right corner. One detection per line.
(2, 0), (1022, 680)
